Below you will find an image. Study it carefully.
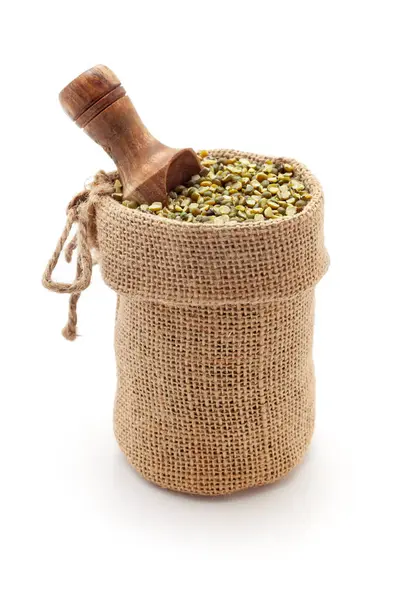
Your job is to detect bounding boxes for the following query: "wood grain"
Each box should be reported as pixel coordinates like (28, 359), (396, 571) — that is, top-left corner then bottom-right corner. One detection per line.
(59, 65), (201, 203)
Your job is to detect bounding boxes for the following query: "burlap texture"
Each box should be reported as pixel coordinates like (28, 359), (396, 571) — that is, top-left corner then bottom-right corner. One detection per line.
(89, 149), (328, 495)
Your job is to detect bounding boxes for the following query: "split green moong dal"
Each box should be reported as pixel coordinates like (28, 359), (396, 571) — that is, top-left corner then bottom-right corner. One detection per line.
(113, 151), (312, 225)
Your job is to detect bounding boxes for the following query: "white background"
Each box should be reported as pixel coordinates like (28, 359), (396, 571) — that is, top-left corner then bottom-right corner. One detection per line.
(1, 1), (399, 598)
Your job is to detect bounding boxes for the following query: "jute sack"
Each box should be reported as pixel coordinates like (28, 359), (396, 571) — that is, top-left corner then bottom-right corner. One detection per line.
(43, 149), (329, 496)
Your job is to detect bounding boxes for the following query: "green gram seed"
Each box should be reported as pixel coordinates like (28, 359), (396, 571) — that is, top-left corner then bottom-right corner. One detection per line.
(118, 152), (313, 224)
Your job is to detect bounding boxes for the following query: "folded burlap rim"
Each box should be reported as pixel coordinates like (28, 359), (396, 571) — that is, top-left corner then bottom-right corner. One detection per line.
(42, 149), (328, 340)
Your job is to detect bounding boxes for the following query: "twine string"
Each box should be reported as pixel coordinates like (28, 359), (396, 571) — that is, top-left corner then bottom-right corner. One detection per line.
(42, 190), (93, 340)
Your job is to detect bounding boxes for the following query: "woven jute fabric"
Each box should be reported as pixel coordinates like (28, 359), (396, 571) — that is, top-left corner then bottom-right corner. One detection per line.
(43, 149), (328, 495)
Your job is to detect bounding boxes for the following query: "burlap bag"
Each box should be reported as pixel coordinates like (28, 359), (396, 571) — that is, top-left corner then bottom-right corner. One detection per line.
(43, 149), (329, 496)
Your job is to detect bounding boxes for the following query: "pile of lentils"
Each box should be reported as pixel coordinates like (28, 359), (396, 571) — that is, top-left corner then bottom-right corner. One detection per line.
(114, 151), (312, 224)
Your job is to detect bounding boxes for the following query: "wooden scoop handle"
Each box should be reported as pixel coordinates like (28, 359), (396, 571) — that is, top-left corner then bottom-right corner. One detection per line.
(59, 65), (201, 202)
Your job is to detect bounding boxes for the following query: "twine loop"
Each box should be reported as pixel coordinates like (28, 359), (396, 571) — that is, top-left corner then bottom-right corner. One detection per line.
(42, 190), (94, 340)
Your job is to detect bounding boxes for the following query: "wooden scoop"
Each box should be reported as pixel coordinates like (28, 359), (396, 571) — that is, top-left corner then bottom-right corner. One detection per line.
(59, 65), (202, 203)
